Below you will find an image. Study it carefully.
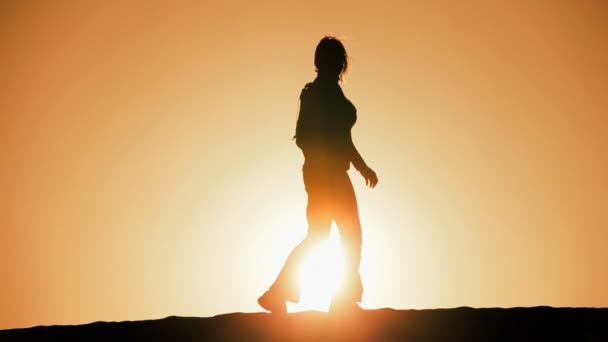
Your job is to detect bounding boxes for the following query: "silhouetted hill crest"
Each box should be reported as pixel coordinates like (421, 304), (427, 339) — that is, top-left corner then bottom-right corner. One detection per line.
(1, 307), (607, 341)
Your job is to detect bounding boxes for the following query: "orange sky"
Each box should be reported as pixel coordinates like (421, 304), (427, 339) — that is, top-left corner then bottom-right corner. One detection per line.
(2, 0), (607, 329)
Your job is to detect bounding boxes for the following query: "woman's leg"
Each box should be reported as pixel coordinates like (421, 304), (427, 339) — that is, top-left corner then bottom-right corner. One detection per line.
(265, 170), (332, 304)
(333, 172), (363, 304)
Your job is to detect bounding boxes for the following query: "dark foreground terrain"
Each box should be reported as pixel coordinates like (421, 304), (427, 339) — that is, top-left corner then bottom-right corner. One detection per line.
(1, 307), (607, 341)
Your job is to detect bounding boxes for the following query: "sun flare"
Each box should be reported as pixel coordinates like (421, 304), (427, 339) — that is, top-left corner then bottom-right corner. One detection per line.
(288, 225), (345, 312)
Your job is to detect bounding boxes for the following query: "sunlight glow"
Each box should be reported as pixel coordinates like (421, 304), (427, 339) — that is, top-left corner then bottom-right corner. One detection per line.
(288, 225), (345, 312)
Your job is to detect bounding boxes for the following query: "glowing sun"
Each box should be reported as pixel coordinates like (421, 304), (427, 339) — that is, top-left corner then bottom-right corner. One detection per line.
(288, 225), (345, 312)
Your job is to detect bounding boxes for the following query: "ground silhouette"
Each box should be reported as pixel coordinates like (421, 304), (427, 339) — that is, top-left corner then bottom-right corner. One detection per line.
(1, 307), (607, 341)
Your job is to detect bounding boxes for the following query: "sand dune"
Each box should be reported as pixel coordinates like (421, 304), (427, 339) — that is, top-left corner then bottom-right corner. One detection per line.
(1, 307), (606, 341)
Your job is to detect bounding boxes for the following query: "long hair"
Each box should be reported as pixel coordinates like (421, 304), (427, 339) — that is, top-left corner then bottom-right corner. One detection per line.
(314, 36), (349, 81)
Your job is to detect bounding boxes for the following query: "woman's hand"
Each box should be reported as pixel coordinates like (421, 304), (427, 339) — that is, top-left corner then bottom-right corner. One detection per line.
(360, 166), (378, 188)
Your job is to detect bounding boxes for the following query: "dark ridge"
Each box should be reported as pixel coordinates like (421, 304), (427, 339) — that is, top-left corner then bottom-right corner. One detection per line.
(1, 307), (607, 341)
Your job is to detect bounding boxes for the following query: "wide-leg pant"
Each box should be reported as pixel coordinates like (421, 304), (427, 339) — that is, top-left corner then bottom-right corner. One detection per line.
(269, 165), (363, 303)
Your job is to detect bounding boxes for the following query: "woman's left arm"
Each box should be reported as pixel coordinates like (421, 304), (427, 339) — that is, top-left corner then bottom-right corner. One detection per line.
(348, 130), (378, 188)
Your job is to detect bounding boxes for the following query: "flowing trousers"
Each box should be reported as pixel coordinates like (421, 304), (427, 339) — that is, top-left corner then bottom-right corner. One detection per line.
(269, 165), (363, 303)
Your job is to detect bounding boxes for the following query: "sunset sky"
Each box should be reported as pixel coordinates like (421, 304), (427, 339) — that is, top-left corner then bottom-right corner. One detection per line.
(2, 0), (607, 329)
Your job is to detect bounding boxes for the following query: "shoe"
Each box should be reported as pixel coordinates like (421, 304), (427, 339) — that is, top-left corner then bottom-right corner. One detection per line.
(258, 291), (287, 314)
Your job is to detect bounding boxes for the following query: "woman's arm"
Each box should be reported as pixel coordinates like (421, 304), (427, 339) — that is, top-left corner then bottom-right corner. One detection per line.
(349, 136), (367, 172)
(348, 131), (378, 188)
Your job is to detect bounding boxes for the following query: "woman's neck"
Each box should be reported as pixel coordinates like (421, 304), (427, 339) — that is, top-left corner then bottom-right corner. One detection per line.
(316, 73), (339, 84)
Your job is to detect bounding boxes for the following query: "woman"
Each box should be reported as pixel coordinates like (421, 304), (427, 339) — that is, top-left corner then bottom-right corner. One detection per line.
(258, 36), (378, 313)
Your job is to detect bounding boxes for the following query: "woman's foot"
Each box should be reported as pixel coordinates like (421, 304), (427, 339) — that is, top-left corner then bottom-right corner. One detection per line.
(258, 291), (287, 314)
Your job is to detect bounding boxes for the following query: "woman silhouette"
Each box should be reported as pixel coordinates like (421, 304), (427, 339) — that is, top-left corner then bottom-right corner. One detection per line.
(258, 36), (378, 313)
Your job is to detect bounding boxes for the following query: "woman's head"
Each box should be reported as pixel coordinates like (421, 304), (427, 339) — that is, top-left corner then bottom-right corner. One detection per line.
(314, 36), (349, 81)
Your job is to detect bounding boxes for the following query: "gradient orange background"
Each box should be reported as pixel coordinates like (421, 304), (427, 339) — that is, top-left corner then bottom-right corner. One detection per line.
(2, 0), (607, 329)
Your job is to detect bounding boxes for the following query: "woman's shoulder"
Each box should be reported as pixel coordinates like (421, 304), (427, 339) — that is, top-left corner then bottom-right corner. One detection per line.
(299, 81), (317, 100)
